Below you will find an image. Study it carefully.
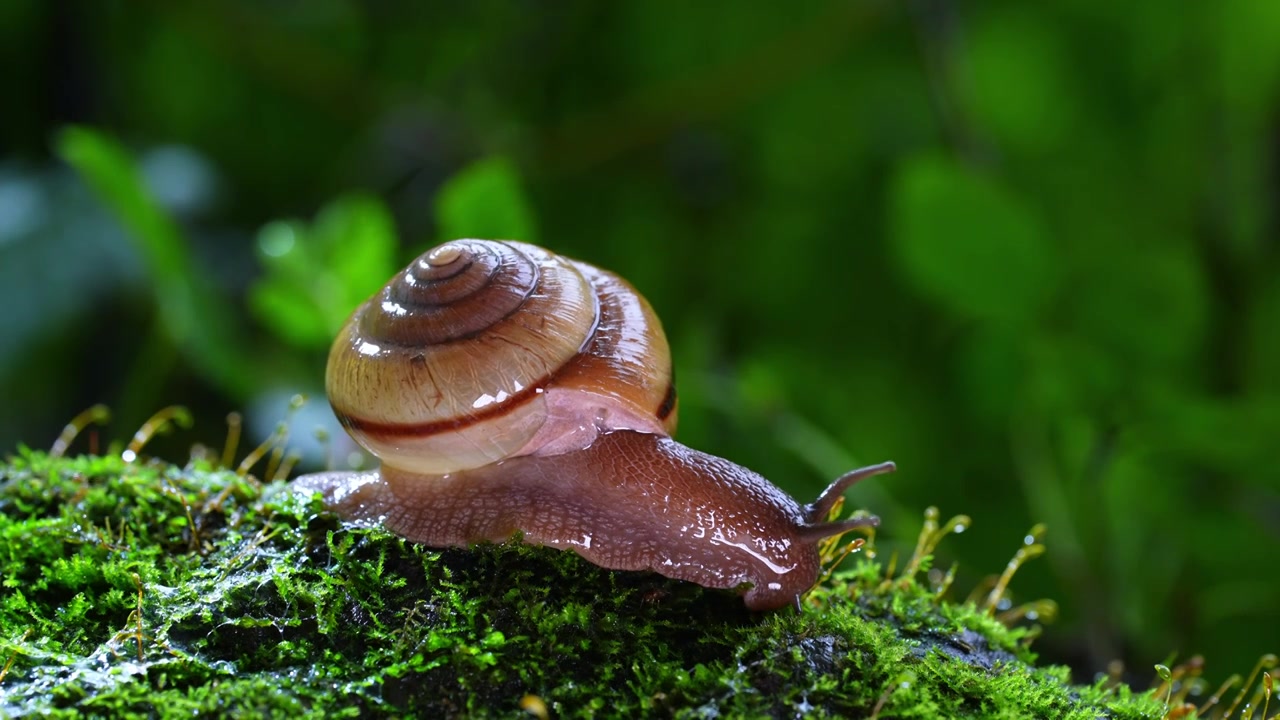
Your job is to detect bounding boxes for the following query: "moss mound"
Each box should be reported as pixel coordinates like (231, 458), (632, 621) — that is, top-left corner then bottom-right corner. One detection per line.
(0, 449), (1162, 718)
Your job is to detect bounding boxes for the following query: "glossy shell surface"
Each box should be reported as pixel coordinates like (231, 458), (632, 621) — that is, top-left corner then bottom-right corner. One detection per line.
(326, 240), (676, 474)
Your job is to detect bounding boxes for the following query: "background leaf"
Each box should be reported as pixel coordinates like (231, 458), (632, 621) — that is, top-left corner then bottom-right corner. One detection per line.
(55, 126), (256, 400)
(250, 195), (398, 348)
(435, 156), (537, 243)
(889, 153), (1055, 326)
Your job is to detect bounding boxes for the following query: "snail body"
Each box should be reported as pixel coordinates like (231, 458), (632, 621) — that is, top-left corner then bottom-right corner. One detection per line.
(295, 239), (893, 611)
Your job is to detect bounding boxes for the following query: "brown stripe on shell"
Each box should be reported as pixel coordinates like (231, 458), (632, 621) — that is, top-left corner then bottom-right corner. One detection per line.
(656, 380), (677, 421)
(337, 378), (547, 439)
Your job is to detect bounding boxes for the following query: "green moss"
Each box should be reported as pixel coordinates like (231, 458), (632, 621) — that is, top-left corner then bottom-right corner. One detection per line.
(0, 449), (1163, 718)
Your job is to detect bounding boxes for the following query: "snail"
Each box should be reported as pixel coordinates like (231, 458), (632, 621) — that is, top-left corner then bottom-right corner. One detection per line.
(294, 239), (894, 611)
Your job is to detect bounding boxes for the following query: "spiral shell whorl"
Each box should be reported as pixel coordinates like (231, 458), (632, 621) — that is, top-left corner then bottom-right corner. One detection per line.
(327, 240), (599, 475)
(360, 240), (537, 346)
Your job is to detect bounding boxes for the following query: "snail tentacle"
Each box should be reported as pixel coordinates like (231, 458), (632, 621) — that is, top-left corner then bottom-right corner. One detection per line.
(804, 461), (897, 524)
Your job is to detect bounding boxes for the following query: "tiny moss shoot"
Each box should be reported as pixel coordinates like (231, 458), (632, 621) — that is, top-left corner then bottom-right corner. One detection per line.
(0, 410), (1237, 718)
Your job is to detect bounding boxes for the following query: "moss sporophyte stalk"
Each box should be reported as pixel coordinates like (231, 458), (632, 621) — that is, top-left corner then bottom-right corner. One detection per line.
(0, 408), (1261, 718)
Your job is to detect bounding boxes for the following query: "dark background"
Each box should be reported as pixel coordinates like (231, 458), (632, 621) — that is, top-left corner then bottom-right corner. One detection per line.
(2, 0), (1277, 681)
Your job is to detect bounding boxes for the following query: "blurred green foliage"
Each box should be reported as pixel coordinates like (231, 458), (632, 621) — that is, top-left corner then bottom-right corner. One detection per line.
(1, 0), (1277, 684)
(56, 127), (258, 399)
(252, 194), (397, 348)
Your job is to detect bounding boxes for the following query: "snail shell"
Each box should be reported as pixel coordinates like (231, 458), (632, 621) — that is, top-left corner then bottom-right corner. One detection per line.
(326, 239), (676, 475)
(298, 239), (892, 611)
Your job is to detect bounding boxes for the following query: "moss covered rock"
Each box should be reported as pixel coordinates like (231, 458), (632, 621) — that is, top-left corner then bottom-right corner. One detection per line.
(0, 450), (1161, 718)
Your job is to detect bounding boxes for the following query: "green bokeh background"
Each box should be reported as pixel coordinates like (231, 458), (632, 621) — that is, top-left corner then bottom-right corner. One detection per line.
(2, 0), (1277, 682)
